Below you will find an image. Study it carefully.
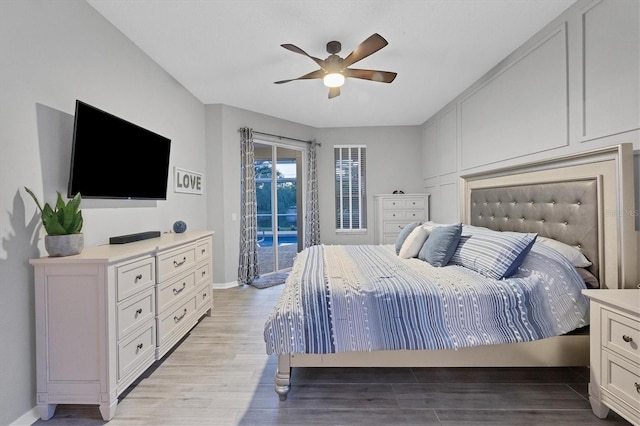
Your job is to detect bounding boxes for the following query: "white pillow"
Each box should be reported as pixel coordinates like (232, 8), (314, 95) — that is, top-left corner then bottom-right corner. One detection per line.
(398, 225), (431, 259)
(536, 236), (592, 267)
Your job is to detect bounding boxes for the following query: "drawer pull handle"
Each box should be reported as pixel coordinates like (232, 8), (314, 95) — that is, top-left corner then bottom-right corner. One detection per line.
(201, 249), (206, 254)
(397, 225), (403, 229)
(202, 270), (206, 277)
(202, 293), (207, 299)
(135, 308), (142, 317)
(622, 335), (633, 343)
(136, 343), (143, 353)
(134, 274), (143, 282)
(173, 283), (187, 295)
(174, 308), (187, 323)
(635, 382), (640, 394)
(173, 257), (187, 267)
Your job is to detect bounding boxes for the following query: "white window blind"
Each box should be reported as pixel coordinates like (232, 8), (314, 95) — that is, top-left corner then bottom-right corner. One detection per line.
(334, 145), (367, 231)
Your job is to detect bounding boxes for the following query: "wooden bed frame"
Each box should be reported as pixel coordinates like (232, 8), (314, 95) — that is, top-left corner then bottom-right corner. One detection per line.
(274, 144), (637, 400)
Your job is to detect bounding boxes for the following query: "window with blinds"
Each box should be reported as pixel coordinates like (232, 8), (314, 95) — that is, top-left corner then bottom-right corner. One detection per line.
(334, 145), (367, 231)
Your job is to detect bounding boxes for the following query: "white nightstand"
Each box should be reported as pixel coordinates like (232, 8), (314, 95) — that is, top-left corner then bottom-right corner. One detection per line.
(582, 289), (640, 425)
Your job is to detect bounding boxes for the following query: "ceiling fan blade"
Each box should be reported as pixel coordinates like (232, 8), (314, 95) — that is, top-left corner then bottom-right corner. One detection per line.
(328, 87), (340, 99)
(274, 69), (325, 84)
(342, 33), (388, 68)
(344, 68), (397, 83)
(281, 44), (326, 69)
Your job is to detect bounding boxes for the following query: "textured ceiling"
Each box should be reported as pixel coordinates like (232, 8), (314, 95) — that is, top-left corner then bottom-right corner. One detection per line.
(87, 0), (576, 128)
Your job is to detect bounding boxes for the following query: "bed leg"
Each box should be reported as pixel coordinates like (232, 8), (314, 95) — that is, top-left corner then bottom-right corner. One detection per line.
(275, 354), (291, 401)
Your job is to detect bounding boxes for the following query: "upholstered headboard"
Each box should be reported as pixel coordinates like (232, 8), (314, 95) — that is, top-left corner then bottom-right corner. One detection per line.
(460, 144), (637, 290)
(469, 179), (599, 279)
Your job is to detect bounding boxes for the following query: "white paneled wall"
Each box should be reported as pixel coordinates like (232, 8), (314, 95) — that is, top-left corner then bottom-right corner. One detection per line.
(421, 0), (640, 225)
(459, 24), (569, 169)
(581, 0), (640, 141)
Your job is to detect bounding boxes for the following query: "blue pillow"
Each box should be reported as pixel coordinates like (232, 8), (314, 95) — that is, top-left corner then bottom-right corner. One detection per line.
(418, 223), (462, 267)
(395, 221), (422, 255)
(449, 226), (537, 279)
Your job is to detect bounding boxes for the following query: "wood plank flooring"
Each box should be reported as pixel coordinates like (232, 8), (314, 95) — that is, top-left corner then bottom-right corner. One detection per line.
(33, 285), (632, 425)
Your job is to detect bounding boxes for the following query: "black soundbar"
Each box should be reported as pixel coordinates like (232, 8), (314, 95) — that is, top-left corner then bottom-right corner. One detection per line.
(109, 231), (161, 245)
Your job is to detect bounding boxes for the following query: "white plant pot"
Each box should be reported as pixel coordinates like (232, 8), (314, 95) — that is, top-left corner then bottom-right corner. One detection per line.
(45, 234), (84, 257)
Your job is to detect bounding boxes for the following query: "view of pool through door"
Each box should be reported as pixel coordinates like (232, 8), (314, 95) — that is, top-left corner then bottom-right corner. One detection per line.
(254, 143), (303, 276)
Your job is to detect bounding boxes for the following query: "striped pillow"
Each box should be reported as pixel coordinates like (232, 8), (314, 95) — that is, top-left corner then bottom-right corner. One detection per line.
(450, 226), (537, 280)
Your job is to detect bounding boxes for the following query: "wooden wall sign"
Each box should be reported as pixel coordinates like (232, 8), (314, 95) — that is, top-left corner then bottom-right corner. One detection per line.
(174, 167), (203, 195)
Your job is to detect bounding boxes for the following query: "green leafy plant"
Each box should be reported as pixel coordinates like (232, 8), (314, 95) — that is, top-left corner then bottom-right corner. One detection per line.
(24, 187), (83, 236)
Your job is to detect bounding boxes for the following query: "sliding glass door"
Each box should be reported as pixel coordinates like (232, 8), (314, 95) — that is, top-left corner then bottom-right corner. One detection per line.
(254, 143), (303, 275)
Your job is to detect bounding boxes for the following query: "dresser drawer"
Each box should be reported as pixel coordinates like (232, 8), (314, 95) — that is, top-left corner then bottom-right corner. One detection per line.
(601, 351), (640, 410)
(382, 199), (405, 209)
(116, 257), (155, 301)
(196, 261), (211, 285)
(383, 198), (426, 210)
(117, 321), (155, 381)
(157, 244), (196, 282)
(403, 198), (426, 209)
(602, 309), (640, 362)
(117, 288), (155, 339)
(195, 281), (212, 312)
(196, 238), (211, 263)
(157, 269), (195, 313)
(404, 210), (425, 221)
(383, 210), (405, 220)
(157, 296), (196, 346)
(382, 210), (425, 221)
(383, 222), (411, 234)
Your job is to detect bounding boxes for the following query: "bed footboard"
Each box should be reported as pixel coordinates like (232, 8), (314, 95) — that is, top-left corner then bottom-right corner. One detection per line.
(273, 334), (589, 399)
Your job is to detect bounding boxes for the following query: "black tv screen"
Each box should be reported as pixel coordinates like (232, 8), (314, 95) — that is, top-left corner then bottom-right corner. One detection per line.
(68, 100), (171, 200)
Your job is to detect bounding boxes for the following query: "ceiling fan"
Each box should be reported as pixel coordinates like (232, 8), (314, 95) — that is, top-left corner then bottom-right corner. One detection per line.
(274, 33), (397, 99)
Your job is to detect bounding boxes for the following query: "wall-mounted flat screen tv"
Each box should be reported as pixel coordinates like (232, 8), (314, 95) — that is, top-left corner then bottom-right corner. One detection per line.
(67, 100), (171, 200)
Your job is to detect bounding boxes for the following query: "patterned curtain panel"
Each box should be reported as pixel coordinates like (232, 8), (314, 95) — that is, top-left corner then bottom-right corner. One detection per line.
(304, 140), (321, 247)
(238, 127), (259, 285)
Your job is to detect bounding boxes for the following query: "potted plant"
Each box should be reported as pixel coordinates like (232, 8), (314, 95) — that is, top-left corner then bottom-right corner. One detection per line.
(25, 187), (84, 257)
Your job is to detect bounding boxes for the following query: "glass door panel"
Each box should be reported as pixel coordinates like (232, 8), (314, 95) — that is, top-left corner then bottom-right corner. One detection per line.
(254, 143), (302, 275)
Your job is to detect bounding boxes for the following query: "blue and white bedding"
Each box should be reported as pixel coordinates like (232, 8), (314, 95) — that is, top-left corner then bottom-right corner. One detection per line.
(264, 242), (589, 355)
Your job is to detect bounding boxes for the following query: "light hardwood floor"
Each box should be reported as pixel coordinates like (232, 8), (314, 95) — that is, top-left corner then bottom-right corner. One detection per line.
(34, 285), (632, 425)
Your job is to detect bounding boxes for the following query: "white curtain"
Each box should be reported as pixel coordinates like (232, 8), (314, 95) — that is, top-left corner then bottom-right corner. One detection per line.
(238, 127), (259, 285)
(304, 141), (321, 247)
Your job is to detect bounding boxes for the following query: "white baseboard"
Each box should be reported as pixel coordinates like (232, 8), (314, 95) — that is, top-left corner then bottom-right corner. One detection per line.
(212, 281), (238, 289)
(10, 406), (39, 426)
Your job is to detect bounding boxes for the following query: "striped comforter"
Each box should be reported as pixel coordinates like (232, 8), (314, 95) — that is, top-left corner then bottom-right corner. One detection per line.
(264, 243), (589, 355)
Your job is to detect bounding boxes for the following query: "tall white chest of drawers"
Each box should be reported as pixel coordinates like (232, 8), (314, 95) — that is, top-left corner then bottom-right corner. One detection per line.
(582, 289), (640, 426)
(30, 231), (214, 421)
(373, 194), (430, 244)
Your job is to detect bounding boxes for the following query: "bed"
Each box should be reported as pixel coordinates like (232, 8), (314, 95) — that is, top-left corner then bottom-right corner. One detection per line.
(264, 143), (637, 400)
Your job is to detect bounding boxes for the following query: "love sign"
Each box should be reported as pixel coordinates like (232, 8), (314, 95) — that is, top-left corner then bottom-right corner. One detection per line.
(174, 167), (203, 195)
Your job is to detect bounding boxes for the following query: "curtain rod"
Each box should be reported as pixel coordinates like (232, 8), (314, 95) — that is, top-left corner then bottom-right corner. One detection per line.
(239, 128), (321, 146)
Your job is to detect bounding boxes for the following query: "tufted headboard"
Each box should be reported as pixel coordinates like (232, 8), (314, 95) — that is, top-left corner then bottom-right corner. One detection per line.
(460, 144), (638, 290)
(469, 179), (600, 280)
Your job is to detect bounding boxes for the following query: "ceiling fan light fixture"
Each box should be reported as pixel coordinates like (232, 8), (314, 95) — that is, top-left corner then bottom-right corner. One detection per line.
(323, 72), (345, 88)
(277, 34), (395, 98)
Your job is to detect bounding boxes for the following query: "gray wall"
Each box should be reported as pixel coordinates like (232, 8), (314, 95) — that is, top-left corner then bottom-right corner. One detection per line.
(316, 126), (424, 246)
(204, 105), (424, 284)
(421, 0), (640, 226)
(0, 1), (207, 424)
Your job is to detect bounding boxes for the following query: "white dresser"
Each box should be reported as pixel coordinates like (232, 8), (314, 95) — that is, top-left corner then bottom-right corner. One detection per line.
(373, 194), (430, 244)
(582, 289), (640, 426)
(30, 231), (214, 421)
